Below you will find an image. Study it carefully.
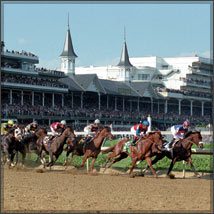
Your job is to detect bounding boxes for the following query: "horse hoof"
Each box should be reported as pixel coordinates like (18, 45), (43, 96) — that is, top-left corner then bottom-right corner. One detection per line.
(130, 173), (135, 178)
(167, 174), (175, 179)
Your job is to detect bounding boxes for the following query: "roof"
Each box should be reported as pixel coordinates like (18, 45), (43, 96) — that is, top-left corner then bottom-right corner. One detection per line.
(100, 79), (140, 96)
(60, 28), (77, 58)
(59, 76), (84, 91)
(130, 82), (161, 98)
(73, 74), (106, 94)
(117, 41), (133, 67)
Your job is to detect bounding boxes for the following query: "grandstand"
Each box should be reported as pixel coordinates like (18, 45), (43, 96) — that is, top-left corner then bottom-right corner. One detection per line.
(1, 22), (213, 131)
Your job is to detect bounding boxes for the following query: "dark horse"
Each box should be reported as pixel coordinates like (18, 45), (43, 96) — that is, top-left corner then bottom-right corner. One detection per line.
(41, 126), (76, 168)
(129, 131), (164, 178)
(1, 127), (24, 166)
(19, 127), (48, 164)
(66, 126), (114, 172)
(143, 131), (203, 178)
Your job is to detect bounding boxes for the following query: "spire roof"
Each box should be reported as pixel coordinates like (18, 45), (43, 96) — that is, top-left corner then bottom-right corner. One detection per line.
(60, 16), (77, 58)
(117, 28), (133, 67)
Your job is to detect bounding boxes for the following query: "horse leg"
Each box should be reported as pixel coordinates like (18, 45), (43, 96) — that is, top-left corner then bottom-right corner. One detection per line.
(63, 150), (71, 167)
(90, 158), (97, 173)
(187, 158), (201, 178)
(166, 158), (177, 178)
(109, 153), (128, 168)
(103, 152), (118, 171)
(129, 157), (138, 178)
(40, 150), (47, 168)
(142, 154), (164, 174)
(9, 152), (16, 167)
(103, 157), (111, 172)
(80, 153), (88, 168)
(20, 152), (26, 167)
(145, 157), (158, 178)
(47, 151), (54, 168)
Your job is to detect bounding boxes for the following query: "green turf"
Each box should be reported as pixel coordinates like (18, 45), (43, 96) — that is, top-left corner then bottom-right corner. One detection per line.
(20, 139), (213, 173)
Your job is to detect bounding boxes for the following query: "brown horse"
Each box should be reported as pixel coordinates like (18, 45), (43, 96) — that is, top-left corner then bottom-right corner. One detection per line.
(66, 126), (114, 172)
(143, 131), (203, 178)
(129, 131), (164, 178)
(41, 126), (76, 168)
(101, 136), (130, 171)
(102, 132), (164, 174)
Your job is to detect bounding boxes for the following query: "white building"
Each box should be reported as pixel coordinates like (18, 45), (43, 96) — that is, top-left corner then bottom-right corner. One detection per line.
(58, 20), (213, 117)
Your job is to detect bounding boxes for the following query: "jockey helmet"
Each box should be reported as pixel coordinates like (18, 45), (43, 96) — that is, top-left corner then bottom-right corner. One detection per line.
(7, 120), (14, 126)
(183, 120), (190, 127)
(61, 120), (66, 125)
(94, 119), (100, 124)
(142, 120), (149, 126)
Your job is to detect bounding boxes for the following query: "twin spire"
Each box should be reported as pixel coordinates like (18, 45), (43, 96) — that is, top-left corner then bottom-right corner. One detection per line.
(60, 13), (77, 58)
(117, 26), (133, 67)
(60, 16), (132, 69)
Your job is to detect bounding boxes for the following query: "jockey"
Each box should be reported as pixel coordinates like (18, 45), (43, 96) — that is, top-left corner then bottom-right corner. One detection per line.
(83, 119), (103, 145)
(24, 121), (38, 134)
(50, 120), (67, 136)
(165, 120), (191, 150)
(130, 120), (150, 146)
(1, 119), (15, 136)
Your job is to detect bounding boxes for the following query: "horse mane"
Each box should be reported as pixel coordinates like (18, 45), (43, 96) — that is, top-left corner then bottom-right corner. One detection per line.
(184, 131), (193, 138)
(8, 127), (16, 134)
(66, 126), (75, 132)
(103, 126), (111, 132)
(39, 127), (47, 134)
(147, 131), (161, 136)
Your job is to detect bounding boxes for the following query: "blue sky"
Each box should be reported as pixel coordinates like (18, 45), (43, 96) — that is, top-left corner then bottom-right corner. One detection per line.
(2, 2), (212, 69)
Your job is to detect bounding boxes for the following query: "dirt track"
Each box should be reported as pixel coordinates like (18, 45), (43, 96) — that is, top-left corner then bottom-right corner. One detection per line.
(2, 165), (213, 213)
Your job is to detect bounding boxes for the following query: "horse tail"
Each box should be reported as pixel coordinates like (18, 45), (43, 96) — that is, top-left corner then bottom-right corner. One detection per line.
(101, 145), (115, 154)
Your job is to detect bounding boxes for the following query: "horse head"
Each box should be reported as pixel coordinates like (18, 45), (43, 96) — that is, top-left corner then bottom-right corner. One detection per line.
(14, 127), (23, 142)
(146, 131), (164, 152)
(184, 131), (203, 149)
(63, 126), (76, 140)
(100, 126), (114, 140)
(35, 128), (47, 138)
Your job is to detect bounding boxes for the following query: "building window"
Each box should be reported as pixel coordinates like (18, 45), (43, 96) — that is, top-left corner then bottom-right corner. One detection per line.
(138, 74), (149, 80)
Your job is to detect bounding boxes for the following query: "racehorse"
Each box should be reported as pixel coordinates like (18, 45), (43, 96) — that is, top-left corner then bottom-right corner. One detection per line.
(41, 126), (76, 168)
(66, 126), (114, 172)
(1, 126), (24, 167)
(63, 135), (84, 166)
(142, 131), (203, 178)
(128, 131), (164, 178)
(19, 127), (48, 164)
(101, 136), (130, 171)
(102, 132), (164, 176)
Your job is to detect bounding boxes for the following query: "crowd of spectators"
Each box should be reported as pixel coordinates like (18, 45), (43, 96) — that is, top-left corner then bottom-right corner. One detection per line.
(180, 77), (210, 86)
(2, 73), (68, 88)
(1, 101), (211, 131)
(156, 87), (211, 98)
(3, 49), (37, 58)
